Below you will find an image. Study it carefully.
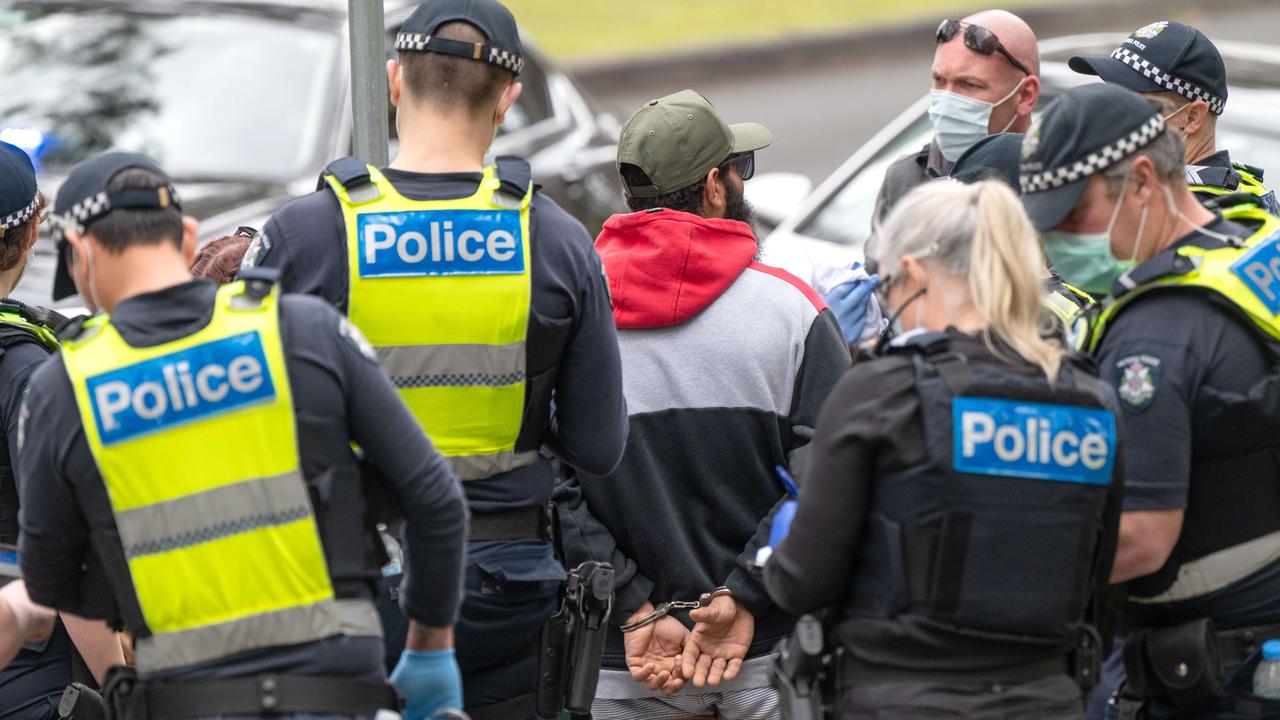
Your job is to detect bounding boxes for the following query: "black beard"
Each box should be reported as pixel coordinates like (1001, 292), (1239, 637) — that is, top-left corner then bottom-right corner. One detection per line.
(723, 179), (760, 255)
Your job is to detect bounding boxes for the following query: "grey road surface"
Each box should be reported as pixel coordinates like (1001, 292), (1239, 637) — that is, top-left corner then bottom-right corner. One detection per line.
(584, 5), (1280, 184)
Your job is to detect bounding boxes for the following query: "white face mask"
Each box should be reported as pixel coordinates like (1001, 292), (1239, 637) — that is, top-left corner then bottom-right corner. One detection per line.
(929, 79), (1024, 161)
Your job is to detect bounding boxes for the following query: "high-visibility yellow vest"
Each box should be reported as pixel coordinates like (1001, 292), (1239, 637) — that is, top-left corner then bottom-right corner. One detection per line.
(1187, 162), (1280, 215)
(325, 164), (536, 481)
(0, 303), (58, 351)
(1042, 281), (1094, 351)
(61, 281), (339, 672)
(1088, 215), (1280, 353)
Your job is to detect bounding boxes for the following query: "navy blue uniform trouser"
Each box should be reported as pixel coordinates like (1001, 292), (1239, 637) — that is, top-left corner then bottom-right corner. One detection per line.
(377, 540), (565, 717)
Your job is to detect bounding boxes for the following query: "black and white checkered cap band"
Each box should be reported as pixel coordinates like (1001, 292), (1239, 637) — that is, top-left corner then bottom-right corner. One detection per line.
(395, 33), (524, 74)
(1021, 114), (1167, 194)
(1111, 47), (1225, 114)
(0, 194), (38, 232)
(47, 186), (181, 236)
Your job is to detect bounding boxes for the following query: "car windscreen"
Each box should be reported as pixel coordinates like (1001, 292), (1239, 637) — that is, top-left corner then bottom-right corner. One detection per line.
(0, 4), (341, 182)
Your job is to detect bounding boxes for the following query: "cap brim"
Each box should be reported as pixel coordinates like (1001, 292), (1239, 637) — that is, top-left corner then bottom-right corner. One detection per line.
(52, 244), (77, 302)
(1069, 54), (1162, 96)
(730, 122), (773, 153)
(1022, 176), (1091, 233)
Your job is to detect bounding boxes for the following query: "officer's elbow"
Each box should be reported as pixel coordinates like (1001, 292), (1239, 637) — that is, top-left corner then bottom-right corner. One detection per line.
(1110, 509), (1184, 583)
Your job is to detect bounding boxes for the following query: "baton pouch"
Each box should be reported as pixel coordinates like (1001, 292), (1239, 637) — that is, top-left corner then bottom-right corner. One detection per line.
(1123, 618), (1223, 711)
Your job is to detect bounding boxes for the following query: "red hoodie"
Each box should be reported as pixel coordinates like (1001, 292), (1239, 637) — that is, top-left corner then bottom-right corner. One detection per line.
(595, 209), (761, 329)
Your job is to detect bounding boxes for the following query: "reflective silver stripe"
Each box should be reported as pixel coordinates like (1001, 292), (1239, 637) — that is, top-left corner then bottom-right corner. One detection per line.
(336, 598), (382, 638)
(135, 599), (341, 672)
(1130, 530), (1280, 604)
(376, 342), (525, 389)
(449, 449), (539, 482)
(114, 471), (312, 559)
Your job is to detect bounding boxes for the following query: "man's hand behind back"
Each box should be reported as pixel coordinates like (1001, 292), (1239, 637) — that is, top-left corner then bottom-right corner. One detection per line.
(682, 595), (754, 688)
(623, 602), (688, 695)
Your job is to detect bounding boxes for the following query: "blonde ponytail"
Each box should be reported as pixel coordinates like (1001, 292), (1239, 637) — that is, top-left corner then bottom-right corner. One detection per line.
(968, 181), (1065, 382)
(872, 179), (1066, 382)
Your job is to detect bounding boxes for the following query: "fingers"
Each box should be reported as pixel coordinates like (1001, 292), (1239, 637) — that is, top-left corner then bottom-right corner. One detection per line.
(688, 600), (729, 625)
(692, 652), (714, 688)
(628, 661), (652, 683)
(723, 657), (743, 683)
(706, 656), (728, 686)
(644, 668), (670, 691)
(680, 636), (700, 680)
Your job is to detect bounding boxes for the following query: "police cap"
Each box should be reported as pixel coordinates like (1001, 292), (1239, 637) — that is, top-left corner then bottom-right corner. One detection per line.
(1019, 84), (1167, 233)
(949, 133), (1024, 191)
(0, 141), (38, 240)
(49, 152), (181, 301)
(396, 0), (524, 76)
(617, 90), (772, 199)
(1069, 20), (1228, 115)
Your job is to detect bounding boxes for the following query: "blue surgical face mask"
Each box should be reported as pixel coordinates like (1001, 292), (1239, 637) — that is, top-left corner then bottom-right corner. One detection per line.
(928, 79), (1024, 161)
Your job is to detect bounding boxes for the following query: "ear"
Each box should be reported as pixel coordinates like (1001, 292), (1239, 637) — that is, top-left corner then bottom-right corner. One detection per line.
(387, 58), (402, 107)
(495, 80), (523, 124)
(1129, 156), (1160, 204)
(1015, 74), (1040, 118)
(701, 166), (726, 218)
(21, 217), (41, 254)
(901, 254), (928, 288)
(180, 216), (199, 266)
(1182, 99), (1210, 136)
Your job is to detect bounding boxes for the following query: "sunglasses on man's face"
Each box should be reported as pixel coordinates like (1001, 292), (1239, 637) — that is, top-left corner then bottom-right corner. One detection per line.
(936, 19), (1031, 77)
(719, 152), (755, 182)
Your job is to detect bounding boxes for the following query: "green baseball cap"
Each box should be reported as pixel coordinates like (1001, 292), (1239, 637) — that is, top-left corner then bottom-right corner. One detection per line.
(617, 89), (772, 199)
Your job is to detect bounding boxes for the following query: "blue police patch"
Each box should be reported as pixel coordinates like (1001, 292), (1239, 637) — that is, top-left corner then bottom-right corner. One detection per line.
(85, 331), (276, 446)
(1115, 353), (1161, 413)
(952, 396), (1115, 485)
(356, 209), (523, 278)
(1230, 230), (1280, 314)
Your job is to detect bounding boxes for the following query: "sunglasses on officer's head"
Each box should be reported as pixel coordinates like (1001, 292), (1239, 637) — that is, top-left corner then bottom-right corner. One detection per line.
(936, 19), (1031, 77)
(718, 152), (755, 182)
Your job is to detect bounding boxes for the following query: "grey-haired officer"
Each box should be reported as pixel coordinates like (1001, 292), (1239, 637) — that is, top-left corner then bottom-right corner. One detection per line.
(1020, 83), (1280, 719)
(245, 0), (627, 716)
(1070, 20), (1280, 215)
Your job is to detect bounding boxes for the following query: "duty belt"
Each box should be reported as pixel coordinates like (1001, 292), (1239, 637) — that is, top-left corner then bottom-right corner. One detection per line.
(104, 668), (399, 719)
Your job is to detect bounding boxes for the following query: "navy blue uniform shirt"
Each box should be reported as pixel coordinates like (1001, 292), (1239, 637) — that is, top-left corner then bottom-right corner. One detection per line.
(249, 169), (628, 511)
(16, 280), (468, 681)
(1096, 215), (1280, 626)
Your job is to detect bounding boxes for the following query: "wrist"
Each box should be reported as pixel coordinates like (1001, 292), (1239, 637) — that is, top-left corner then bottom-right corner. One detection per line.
(624, 601), (655, 626)
(405, 622), (453, 652)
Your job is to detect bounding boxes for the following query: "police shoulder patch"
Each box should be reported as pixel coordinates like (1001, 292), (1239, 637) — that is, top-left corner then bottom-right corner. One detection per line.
(339, 317), (379, 364)
(239, 230), (272, 272)
(1115, 353), (1161, 413)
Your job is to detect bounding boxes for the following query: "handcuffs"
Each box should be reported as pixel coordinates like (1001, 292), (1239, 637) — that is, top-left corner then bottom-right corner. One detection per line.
(620, 587), (733, 633)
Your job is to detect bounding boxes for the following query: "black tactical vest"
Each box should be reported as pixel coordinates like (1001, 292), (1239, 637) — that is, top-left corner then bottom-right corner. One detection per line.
(846, 334), (1121, 641)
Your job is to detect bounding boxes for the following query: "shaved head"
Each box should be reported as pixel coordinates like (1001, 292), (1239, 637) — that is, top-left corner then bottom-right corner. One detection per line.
(932, 9), (1041, 134)
(963, 9), (1040, 77)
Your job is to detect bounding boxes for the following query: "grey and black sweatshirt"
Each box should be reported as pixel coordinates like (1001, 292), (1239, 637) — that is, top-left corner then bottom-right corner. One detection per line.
(554, 208), (850, 668)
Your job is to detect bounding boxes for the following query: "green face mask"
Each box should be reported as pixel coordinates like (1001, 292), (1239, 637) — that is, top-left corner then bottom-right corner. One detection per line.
(1043, 231), (1133, 297)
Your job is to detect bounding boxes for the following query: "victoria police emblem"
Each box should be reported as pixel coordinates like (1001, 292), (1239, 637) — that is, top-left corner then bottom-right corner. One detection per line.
(1116, 354), (1161, 413)
(1133, 21), (1169, 39)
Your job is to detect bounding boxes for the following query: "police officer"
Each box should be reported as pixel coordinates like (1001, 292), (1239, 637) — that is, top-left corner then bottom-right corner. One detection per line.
(19, 151), (469, 720)
(244, 0), (627, 716)
(1019, 83), (1280, 719)
(0, 141), (126, 719)
(764, 177), (1124, 719)
(948, 132), (1095, 345)
(1070, 20), (1280, 214)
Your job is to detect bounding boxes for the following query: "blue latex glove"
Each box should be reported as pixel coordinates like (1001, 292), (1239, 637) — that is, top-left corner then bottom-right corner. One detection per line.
(390, 648), (463, 720)
(823, 274), (880, 345)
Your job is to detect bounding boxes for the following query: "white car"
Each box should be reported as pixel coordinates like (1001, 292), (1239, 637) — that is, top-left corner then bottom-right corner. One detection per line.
(749, 35), (1280, 288)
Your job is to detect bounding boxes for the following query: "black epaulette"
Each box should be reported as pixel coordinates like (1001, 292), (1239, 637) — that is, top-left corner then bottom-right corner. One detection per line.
(1236, 161), (1266, 181)
(55, 314), (96, 343)
(493, 155), (533, 205)
(317, 156), (372, 192)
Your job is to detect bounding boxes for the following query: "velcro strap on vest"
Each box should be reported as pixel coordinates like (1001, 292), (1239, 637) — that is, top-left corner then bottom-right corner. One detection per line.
(318, 156), (374, 192)
(469, 505), (547, 542)
(1113, 250), (1202, 296)
(1236, 162), (1266, 182)
(494, 155), (532, 207)
(143, 674), (399, 719)
(1187, 164), (1239, 191)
